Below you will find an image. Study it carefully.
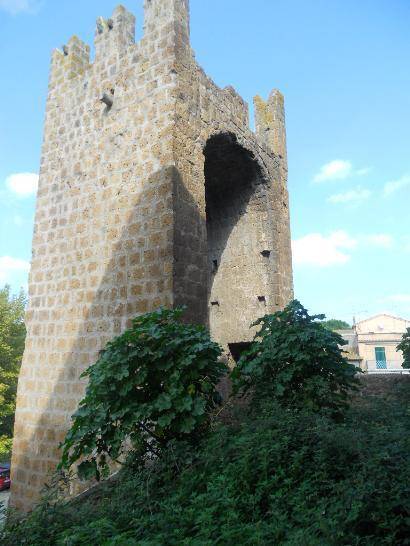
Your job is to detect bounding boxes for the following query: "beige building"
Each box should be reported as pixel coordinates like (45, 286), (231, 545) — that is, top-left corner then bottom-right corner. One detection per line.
(339, 314), (410, 374)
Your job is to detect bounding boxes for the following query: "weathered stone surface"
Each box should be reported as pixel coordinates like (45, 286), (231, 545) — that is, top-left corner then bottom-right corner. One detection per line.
(11, 0), (293, 511)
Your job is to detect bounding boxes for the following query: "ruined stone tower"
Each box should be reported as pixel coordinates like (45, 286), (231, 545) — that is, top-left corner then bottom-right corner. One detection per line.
(11, 0), (293, 510)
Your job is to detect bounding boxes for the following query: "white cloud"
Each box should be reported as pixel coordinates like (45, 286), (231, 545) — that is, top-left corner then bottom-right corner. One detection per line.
(383, 174), (410, 197)
(292, 230), (357, 267)
(314, 160), (372, 183)
(292, 230), (395, 268)
(0, 0), (39, 14)
(314, 160), (353, 183)
(0, 256), (30, 285)
(328, 186), (372, 204)
(362, 234), (394, 249)
(5, 172), (38, 197)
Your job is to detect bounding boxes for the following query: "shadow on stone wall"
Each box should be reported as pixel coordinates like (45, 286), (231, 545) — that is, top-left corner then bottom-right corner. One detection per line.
(11, 165), (207, 510)
(173, 167), (208, 325)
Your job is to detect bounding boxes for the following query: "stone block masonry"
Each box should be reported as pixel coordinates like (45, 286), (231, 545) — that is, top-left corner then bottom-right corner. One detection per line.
(11, 0), (293, 511)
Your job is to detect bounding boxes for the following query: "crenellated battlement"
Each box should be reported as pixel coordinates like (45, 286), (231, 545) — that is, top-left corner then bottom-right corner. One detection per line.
(254, 90), (287, 165)
(143, 0), (190, 40)
(50, 35), (90, 86)
(48, 1), (192, 86)
(94, 5), (136, 61)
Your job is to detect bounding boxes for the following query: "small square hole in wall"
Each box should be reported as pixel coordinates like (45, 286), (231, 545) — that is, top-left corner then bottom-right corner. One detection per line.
(258, 296), (266, 305)
(211, 301), (220, 307)
(212, 259), (218, 273)
(261, 250), (271, 258)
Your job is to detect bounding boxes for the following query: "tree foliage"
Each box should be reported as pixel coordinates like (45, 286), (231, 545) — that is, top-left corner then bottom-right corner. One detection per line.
(321, 318), (351, 331)
(59, 308), (227, 481)
(397, 328), (410, 369)
(0, 285), (26, 459)
(232, 300), (360, 418)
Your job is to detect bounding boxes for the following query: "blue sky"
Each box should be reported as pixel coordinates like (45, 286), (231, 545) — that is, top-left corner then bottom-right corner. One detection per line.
(0, 0), (409, 323)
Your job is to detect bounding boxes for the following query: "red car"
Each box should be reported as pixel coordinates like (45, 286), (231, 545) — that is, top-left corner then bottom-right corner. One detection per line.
(0, 464), (10, 491)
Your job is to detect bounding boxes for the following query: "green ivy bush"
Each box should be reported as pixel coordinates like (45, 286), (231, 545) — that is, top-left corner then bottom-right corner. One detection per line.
(232, 300), (360, 418)
(59, 308), (227, 481)
(398, 328), (410, 369)
(3, 386), (410, 545)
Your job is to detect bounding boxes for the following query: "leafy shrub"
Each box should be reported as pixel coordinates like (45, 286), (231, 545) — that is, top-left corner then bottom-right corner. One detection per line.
(321, 318), (351, 330)
(398, 328), (410, 369)
(3, 384), (410, 546)
(59, 308), (226, 481)
(0, 435), (12, 462)
(232, 300), (360, 418)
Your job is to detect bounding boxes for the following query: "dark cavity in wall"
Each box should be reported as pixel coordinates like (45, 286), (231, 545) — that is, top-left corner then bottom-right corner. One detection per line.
(204, 132), (268, 346)
(229, 342), (252, 363)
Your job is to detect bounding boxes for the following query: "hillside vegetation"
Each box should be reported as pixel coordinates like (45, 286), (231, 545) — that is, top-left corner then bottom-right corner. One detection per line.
(2, 303), (409, 545)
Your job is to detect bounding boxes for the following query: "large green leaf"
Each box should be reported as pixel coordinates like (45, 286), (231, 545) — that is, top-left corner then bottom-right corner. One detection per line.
(58, 307), (226, 480)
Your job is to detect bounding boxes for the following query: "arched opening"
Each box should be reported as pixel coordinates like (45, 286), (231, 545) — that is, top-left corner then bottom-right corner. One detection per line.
(204, 133), (270, 348)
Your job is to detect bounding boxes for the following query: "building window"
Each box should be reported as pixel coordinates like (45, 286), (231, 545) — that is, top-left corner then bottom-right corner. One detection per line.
(375, 347), (387, 369)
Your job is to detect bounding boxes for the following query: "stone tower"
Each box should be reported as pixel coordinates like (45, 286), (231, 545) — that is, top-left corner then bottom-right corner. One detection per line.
(11, 0), (293, 510)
